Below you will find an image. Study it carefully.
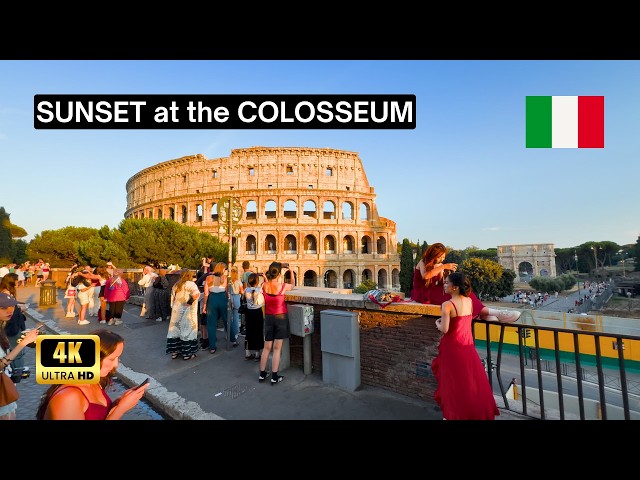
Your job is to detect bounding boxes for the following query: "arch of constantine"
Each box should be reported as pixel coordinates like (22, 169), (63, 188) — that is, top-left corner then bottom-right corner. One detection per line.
(125, 146), (400, 290)
(497, 243), (557, 281)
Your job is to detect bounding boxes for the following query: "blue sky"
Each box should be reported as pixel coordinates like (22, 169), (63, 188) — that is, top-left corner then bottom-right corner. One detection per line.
(1, 60), (638, 250)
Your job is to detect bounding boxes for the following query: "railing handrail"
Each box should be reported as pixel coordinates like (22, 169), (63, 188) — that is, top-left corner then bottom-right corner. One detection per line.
(474, 317), (640, 420)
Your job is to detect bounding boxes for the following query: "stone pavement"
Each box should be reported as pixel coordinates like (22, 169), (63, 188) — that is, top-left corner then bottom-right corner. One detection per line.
(14, 284), (451, 421)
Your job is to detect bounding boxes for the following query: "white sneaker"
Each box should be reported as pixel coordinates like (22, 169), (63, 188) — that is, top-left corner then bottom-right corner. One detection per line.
(65, 313), (76, 318)
(99, 320), (106, 324)
(113, 319), (123, 326)
(156, 318), (163, 322)
(77, 320), (90, 326)
(495, 310), (521, 323)
(107, 319), (115, 325)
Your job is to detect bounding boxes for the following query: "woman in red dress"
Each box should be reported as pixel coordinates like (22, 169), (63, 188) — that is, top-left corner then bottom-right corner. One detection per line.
(411, 243), (521, 323)
(432, 271), (500, 420)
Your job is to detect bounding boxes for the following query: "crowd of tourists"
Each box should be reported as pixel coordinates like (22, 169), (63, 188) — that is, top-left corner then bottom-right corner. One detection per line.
(0, 259), (51, 288)
(60, 259), (294, 386)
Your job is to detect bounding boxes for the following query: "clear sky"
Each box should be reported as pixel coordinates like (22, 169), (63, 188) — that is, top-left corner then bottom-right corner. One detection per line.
(1, 60), (638, 251)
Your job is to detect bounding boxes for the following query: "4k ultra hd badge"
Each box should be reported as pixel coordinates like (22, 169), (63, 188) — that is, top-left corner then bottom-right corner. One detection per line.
(36, 335), (100, 384)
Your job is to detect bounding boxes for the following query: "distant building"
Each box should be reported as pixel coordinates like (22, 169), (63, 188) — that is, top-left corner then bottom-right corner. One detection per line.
(497, 243), (557, 280)
(125, 146), (400, 289)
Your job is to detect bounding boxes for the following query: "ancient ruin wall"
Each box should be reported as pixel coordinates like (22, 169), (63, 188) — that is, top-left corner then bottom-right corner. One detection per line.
(125, 146), (400, 289)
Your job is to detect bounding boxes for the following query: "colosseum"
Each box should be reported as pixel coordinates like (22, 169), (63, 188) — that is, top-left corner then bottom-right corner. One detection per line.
(125, 146), (400, 290)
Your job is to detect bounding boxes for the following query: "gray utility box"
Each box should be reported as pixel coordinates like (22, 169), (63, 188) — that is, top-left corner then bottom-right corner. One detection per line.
(289, 304), (314, 374)
(320, 309), (360, 391)
(288, 304), (314, 337)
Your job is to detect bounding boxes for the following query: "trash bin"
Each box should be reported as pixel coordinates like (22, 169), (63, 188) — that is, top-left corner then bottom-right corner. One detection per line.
(39, 279), (58, 307)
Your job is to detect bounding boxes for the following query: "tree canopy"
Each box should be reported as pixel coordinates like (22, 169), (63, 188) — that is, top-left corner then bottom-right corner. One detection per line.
(25, 218), (228, 269)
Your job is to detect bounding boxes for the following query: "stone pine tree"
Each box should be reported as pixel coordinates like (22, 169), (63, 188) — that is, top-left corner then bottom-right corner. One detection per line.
(400, 238), (415, 296)
(0, 207), (17, 264)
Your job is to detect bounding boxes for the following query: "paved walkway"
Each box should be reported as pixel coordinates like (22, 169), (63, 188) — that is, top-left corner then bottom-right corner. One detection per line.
(14, 284), (451, 421)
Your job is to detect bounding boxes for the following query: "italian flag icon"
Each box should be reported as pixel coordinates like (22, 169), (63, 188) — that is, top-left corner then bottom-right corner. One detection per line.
(526, 96), (604, 148)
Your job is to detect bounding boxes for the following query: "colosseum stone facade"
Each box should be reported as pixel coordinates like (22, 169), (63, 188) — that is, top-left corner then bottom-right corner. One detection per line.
(125, 146), (400, 290)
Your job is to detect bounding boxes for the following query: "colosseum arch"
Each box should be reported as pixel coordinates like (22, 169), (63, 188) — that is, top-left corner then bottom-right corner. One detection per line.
(125, 147), (400, 290)
(343, 269), (356, 289)
(304, 235), (317, 253)
(342, 201), (354, 220)
(246, 200), (257, 220)
(323, 200), (336, 220)
(303, 269), (318, 287)
(497, 243), (557, 281)
(303, 200), (317, 219)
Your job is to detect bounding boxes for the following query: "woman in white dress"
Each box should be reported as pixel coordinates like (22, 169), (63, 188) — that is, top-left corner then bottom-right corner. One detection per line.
(166, 269), (200, 361)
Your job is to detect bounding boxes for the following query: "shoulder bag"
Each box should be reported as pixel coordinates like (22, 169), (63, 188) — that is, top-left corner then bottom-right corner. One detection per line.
(0, 362), (20, 407)
(238, 295), (248, 314)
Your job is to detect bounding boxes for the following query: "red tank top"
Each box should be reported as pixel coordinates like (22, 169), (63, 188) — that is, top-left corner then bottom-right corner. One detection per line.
(52, 385), (112, 420)
(264, 283), (287, 315)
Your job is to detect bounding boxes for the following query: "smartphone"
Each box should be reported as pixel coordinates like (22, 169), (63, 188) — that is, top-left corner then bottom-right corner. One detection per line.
(134, 377), (150, 390)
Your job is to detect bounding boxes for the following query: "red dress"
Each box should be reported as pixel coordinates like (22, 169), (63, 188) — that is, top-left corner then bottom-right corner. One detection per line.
(50, 385), (113, 420)
(431, 301), (499, 420)
(411, 267), (485, 318)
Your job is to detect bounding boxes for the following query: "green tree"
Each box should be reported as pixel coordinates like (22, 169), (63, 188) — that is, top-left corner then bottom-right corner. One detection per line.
(117, 218), (227, 269)
(494, 268), (517, 298)
(529, 274), (575, 293)
(554, 247), (576, 274)
(460, 257), (504, 301)
(399, 238), (414, 296)
(26, 226), (99, 267)
(446, 248), (465, 265)
(14, 239), (28, 265)
(78, 234), (130, 268)
(0, 207), (17, 264)
(353, 279), (377, 294)
(415, 241), (428, 267)
(467, 247), (498, 262)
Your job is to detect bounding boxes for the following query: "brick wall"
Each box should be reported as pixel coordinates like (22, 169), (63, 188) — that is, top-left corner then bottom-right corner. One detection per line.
(287, 298), (442, 403)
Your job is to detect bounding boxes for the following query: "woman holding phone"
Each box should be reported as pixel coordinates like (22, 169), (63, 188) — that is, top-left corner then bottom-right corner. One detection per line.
(258, 262), (295, 385)
(1, 292), (41, 420)
(36, 329), (149, 420)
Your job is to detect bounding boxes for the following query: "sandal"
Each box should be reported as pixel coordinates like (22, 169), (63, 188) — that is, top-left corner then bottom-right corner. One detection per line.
(209, 349), (217, 354)
(171, 352), (179, 359)
(183, 354), (196, 361)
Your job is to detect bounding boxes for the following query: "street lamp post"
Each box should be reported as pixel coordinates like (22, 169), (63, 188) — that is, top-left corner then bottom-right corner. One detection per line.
(574, 250), (580, 302)
(591, 245), (598, 275)
(618, 249), (626, 277)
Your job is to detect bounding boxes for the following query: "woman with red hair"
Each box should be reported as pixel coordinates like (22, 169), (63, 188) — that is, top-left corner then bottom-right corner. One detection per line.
(411, 243), (520, 323)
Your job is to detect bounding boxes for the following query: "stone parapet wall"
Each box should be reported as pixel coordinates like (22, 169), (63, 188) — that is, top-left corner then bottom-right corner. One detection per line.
(285, 289), (441, 402)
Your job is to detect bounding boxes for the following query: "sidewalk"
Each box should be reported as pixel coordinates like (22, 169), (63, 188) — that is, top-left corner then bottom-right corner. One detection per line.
(15, 284), (446, 420)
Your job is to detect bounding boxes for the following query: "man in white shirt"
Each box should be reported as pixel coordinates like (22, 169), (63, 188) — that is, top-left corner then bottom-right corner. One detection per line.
(0, 264), (9, 279)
